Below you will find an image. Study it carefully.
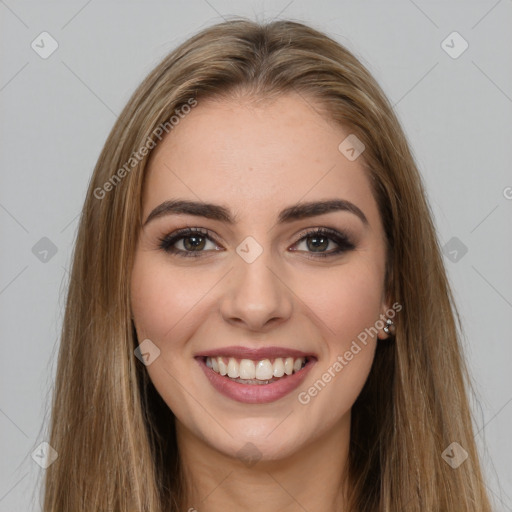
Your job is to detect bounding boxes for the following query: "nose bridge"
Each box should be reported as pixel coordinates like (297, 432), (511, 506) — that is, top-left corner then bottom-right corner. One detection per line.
(219, 235), (293, 330)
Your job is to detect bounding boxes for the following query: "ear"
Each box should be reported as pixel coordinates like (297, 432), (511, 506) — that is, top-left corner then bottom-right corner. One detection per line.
(377, 304), (389, 340)
(377, 299), (396, 340)
(377, 262), (396, 339)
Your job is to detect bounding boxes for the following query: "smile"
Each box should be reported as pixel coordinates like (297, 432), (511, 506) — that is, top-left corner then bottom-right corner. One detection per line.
(195, 347), (316, 404)
(206, 356), (307, 383)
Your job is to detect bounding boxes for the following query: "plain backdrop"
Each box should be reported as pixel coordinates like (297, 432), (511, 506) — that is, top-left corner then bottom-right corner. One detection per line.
(1, 1), (511, 510)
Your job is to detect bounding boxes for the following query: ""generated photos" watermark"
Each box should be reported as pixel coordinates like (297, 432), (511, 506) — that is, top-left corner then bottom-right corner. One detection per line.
(298, 302), (402, 405)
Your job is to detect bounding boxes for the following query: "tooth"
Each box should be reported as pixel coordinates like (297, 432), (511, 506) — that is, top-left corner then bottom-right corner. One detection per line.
(227, 357), (239, 378)
(211, 355), (306, 380)
(284, 357), (294, 375)
(217, 357), (227, 376)
(273, 358), (285, 377)
(239, 359), (256, 379)
(255, 359), (273, 380)
(293, 357), (304, 372)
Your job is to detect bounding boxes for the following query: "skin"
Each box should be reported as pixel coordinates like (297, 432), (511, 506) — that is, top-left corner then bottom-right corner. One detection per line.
(130, 92), (392, 512)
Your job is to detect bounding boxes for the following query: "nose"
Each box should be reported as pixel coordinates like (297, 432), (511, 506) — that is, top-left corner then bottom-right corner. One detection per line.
(219, 248), (294, 332)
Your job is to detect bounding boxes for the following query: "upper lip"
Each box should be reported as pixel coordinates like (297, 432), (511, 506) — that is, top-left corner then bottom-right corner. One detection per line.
(196, 345), (316, 360)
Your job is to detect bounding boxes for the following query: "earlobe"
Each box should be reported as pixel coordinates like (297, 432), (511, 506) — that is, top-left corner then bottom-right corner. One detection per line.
(378, 302), (397, 340)
(383, 317), (395, 337)
(377, 317), (395, 340)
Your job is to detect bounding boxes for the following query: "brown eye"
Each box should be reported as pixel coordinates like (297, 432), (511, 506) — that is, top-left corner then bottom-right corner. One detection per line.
(158, 228), (221, 257)
(291, 228), (355, 258)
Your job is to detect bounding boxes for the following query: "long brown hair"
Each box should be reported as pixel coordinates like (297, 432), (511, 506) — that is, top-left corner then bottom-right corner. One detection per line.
(43, 18), (492, 511)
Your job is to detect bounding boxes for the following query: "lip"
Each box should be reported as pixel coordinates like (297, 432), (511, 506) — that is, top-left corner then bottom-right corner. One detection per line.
(196, 345), (315, 360)
(195, 353), (316, 404)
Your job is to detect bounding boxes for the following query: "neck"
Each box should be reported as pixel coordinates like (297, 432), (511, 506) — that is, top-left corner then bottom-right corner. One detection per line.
(176, 413), (351, 512)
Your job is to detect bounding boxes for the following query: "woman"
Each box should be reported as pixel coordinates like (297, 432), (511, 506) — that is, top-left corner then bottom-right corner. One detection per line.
(43, 18), (492, 511)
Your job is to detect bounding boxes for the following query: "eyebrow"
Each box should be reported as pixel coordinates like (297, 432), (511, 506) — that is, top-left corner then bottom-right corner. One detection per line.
(143, 198), (369, 227)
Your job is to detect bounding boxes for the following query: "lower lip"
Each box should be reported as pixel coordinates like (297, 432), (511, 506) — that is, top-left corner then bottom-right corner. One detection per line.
(196, 357), (316, 404)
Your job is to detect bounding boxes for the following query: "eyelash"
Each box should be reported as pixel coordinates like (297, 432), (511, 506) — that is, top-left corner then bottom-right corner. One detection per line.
(157, 227), (355, 259)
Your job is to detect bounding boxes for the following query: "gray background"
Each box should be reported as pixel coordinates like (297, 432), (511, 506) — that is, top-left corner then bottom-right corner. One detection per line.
(1, 0), (511, 510)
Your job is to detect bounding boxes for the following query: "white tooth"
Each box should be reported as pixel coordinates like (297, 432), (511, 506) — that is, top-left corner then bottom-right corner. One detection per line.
(239, 359), (256, 379)
(227, 357), (239, 378)
(293, 357), (304, 372)
(206, 357), (213, 368)
(217, 357), (227, 376)
(273, 358), (285, 377)
(284, 357), (294, 375)
(255, 359), (273, 380)
(211, 357), (219, 372)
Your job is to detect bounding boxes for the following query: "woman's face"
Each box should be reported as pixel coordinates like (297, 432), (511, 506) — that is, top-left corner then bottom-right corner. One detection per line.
(130, 92), (391, 461)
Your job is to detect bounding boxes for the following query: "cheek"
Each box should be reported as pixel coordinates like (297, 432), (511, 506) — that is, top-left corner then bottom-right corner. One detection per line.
(292, 259), (383, 417)
(130, 252), (210, 341)
(130, 254), (205, 416)
(296, 258), (384, 347)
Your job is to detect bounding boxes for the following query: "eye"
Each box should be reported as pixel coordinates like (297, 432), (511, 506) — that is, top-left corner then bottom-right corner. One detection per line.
(158, 228), (221, 258)
(291, 227), (355, 259)
(158, 226), (355, 259)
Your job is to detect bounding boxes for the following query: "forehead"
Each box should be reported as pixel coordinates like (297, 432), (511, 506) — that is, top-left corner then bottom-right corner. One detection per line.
(142, 93), (380, 229)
